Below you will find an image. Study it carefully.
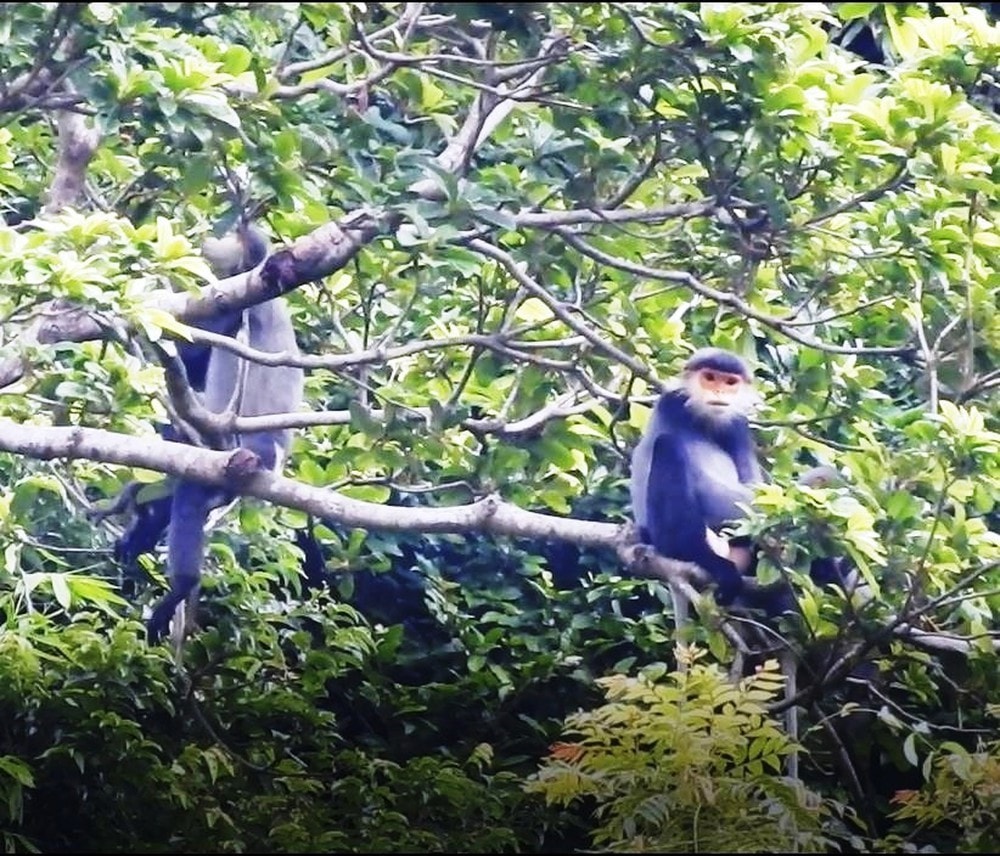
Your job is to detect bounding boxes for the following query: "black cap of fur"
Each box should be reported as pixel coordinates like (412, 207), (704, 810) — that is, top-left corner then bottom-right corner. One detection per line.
(684, 347), (751, 380)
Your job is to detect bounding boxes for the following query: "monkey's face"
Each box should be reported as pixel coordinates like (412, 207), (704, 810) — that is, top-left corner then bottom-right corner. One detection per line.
(685, 367), (753, 423)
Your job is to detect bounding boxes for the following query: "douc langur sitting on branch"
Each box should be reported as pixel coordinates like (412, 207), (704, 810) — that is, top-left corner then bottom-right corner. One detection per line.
(629, 347), (850, 616)
(137, 221), (304, 643)
(631, 347), (763, 608)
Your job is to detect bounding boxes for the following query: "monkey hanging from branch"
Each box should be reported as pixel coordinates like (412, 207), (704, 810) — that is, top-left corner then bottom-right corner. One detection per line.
(95, 211), (304, 643)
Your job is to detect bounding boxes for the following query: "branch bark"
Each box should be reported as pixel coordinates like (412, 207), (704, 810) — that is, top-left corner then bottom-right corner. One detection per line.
(0, 419), (628, 548)
(41, 96), (100, 215)
(3, 26), (569, 388)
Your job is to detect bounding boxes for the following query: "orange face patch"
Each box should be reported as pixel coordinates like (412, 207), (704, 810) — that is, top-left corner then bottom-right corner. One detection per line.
(696, 369), (744, 398)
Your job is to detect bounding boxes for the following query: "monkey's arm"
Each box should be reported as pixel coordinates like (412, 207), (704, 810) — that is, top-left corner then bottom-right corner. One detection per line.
(87, 478), (174, 568)
(115, 489), (174, 568)
(174, 315), (242, 391)
(723, 418), (762, 485)
(166, 223), (268, 389)
(87, 480), (145, 523)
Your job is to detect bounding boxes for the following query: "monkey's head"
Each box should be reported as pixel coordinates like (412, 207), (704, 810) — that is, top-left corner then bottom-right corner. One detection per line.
(682, 347), (757, 424)
(798, 464), (844, 488)
(202, 225), (270, 279)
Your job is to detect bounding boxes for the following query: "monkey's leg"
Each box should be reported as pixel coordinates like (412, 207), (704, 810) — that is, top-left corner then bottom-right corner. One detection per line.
(668, 528), (737, 668)
(668, 583), (691, 670)
(706, 527), (734, 563)
(147, 481), (214, 643)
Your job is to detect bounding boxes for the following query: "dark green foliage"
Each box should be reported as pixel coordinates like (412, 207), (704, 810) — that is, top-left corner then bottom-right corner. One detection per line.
(0, 1), (998, 852)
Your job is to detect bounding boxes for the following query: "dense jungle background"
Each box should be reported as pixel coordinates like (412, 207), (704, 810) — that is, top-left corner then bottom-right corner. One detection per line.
(0, 2), (998, 852)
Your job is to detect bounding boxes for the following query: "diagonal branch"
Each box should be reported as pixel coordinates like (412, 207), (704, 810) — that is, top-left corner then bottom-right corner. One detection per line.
(3, 26), (571, 389)
(556, 228), (915, 357)
(467, 238), (659, 384)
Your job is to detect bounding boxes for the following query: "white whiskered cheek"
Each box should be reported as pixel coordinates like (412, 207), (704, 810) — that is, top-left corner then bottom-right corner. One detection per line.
(686, 396), (741, 424)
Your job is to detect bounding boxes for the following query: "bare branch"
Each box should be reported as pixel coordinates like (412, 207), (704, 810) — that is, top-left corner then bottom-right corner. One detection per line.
(912, 277), (939, 413)
(277, 4), (425, 79)
(42, 95), (100, 215)
(895, 625), (1000, 654)
(0, 420), (624, 548)
(507, 200), (717, 229)
(272, 63), (398, 100)
(802, 160), (910, 228)
(181, 393), (601, 440)
(409, 32), (570, 197)
(556, 228), (915, 357)
(605, 125), (665, 209)
(0, 300), (106, 388)
(177, 325), (575, 373)
(468, 238), (659, 384)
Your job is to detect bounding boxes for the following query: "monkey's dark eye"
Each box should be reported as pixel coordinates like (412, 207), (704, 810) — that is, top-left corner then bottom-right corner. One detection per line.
(704, 371), (716, 382)
(725, 376), (738, 386)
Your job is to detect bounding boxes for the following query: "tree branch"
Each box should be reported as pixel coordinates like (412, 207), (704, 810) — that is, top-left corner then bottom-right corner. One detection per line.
(41, 90), (100, 215)
(0, 420), (625, 548)
(467, 238), (659, 384)
(556, 228), (915, 357)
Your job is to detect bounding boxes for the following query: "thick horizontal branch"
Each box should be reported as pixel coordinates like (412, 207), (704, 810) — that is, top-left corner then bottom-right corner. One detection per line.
(0, 420), (720, 600)
(0, 420), (623, 548)
(4, 421), (981, 663)
(0, 422), (714, 604)
(0, 420), (740, 601)
(507, 200), (717, 229)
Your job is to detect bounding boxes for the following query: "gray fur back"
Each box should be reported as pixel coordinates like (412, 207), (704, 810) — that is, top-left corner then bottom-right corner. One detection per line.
(202, 298), (303, 450)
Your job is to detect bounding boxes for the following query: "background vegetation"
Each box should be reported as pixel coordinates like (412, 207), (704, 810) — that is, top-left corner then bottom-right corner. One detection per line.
(0, 2), (997, 852)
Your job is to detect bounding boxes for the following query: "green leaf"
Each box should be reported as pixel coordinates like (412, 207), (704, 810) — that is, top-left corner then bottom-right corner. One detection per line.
(220, 45), (253, 75)
(178, 91), (241, 128)
(0, 756), (35, 788)
(420, 77), (445, 111)
(514, 297), (554, 323)
(837, 3), (878, 21)
(885, 7), (920, 57)
(50, 574), (71, 610)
